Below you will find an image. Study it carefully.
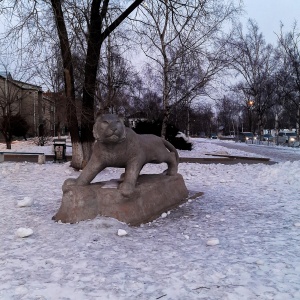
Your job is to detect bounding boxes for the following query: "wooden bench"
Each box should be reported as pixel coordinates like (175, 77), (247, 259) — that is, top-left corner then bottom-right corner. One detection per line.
(204, 153), (270, 161)
(0, 152), (45, 163)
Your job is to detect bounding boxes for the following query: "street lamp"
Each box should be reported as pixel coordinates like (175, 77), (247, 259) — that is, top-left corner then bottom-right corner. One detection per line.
(247, 100), (255, 132)
(248, 100), (254, 107)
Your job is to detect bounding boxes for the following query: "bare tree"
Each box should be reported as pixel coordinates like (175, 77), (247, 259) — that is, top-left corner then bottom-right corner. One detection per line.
(96, 40), (139, 114)
(276, 23), (300, 136)
(189, 103), (215, 137)
(0, 0), (145, 168)
(216, 95), (241, 136)
(132, 0), (240, 137)
(0, 0), (239, 165)
(227, 20), (276, 136)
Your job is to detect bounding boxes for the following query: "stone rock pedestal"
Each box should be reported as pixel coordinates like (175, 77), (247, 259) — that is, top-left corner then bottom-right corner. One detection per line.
(53, 174), (188, 226)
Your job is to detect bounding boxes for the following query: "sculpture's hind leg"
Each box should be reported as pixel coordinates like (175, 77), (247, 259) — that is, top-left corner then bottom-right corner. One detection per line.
(165, 153), (178, 176)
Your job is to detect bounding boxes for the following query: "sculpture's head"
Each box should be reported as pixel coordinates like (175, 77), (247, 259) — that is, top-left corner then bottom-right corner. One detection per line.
(93, 114), (126, 144)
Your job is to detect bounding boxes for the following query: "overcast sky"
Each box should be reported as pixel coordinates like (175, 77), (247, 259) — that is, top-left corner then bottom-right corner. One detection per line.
(0, 1), (299, 71)
(240, 0), (300, 44)
(0, 1), (299, 44)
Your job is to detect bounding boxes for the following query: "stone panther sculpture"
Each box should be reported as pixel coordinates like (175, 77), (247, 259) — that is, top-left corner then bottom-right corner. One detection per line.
(63, 114), (179, 196)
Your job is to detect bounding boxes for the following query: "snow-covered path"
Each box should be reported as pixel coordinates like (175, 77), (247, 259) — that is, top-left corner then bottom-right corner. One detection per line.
(214, 140), (300, 162)
(1, 139), (300, 299)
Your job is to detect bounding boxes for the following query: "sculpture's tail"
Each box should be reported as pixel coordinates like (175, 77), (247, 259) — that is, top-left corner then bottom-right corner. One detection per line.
(163, 139), (179, 163)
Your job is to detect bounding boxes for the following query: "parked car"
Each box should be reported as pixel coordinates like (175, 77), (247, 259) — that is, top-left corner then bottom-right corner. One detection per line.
(199, 132), (206, 138)
(238, 132), (256, 143)
(210, 133), (218, 139)
(262, 133), (274, 142)
(277, 132), (297, 145)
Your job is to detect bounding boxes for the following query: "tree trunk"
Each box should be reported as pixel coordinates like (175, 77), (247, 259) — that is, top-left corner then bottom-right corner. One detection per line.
(296, 102), (300, 139)
(161, 50), (170, 138)
(6, 140), (11, 150)
(4, 131), (12, 149)
(50, 0), (82, 169)
(71, 141), (84, 170)
(52, 0), (145, 168)
(161, 106), (170, 138)
(80, 0), (146, 164)
(256, 112), (263, 141)
(80, 0), (106, 166)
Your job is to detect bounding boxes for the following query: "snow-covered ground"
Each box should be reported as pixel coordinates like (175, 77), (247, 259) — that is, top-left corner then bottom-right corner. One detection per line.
(1, 138), (300, 299)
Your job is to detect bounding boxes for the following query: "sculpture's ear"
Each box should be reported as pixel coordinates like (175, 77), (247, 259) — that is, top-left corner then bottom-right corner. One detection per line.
(118, 113), (125, 123)
(95, 108), (109, 118)
(95, 110), (103, 118)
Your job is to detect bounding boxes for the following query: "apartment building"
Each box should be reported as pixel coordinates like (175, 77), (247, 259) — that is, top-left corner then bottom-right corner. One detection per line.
(0, 71), (55, 137)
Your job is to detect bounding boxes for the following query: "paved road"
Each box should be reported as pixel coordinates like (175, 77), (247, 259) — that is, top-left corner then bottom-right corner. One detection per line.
(215, 141), (300, 163)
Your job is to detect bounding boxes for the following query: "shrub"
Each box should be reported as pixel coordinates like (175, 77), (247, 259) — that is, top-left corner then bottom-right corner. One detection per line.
(133, 120), (192, 150)
(10, 114), (30, 139)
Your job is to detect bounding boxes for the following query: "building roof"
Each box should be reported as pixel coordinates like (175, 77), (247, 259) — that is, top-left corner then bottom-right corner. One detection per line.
(14, 80), (42, 91)
(0, 71), (12, 79)
(0, 72), (42, 91)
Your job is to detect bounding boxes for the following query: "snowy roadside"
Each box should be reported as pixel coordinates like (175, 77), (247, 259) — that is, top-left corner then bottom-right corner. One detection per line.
(0, 137), (266, 159)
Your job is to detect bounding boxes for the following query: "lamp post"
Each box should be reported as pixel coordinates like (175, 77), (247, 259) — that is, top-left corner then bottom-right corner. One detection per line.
(238, 111), (243, 133)
(247, 100), (254, 132)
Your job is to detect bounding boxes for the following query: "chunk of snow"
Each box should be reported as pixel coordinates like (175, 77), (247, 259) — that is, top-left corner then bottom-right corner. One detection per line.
(15, 286), (28, 295)
(293, 222), (300, 227)
(16, 227), (33, 238)
(175, 131), (189, 142)
(161, 212), (168, 218)
(215, 151), (229, 155)
(17, 197), (34, 207)
(255, 260), (264, 265)
(206, 238), (219, 246)
(117, 229), (127, 236)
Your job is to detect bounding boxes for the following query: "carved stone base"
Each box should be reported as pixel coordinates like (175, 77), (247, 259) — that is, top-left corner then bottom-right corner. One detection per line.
(53, 174), (189, 226)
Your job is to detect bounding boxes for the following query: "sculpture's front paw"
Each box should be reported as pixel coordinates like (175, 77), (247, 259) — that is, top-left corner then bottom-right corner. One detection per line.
(118, 182), (135, 197)
(62, 178), (77, 192)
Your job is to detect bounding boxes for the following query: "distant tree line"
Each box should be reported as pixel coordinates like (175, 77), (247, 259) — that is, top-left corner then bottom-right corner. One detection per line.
(217, 20), (300, 139)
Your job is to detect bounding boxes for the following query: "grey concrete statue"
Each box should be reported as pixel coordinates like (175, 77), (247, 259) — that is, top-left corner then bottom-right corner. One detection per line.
(63, 114), (179, 196)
